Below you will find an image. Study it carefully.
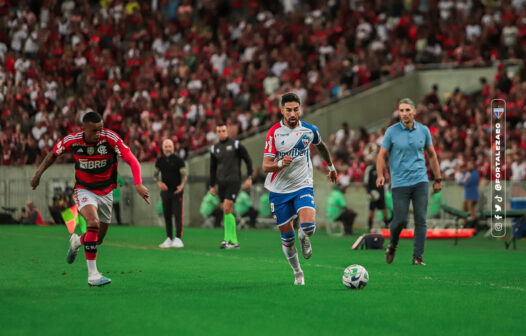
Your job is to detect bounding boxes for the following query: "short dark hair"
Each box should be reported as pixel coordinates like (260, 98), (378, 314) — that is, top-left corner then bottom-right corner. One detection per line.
(82, 111), (102, 124)
(216, 122), (226, 128)
(280, 92), (301, 106)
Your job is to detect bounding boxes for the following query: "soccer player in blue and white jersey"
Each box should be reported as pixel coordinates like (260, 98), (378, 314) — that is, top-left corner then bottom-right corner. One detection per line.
(262, 93), (337, 285)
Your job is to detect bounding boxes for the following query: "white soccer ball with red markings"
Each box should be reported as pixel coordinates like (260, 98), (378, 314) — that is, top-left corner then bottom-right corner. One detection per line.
(342, 264), (369, 289)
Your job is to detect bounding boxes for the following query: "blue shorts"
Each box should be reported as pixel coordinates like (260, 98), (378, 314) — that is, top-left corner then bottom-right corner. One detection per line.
(269, 187), (316, 226)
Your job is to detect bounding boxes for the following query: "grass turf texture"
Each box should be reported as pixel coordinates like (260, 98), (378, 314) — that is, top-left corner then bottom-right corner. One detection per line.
(1, 225), (525, 336)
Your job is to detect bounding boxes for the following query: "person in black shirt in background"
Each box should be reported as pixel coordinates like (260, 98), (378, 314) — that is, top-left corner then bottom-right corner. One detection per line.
(210, 123), (253, 249)
(364, 153), (390, 231)
(154, 139), (187, 248)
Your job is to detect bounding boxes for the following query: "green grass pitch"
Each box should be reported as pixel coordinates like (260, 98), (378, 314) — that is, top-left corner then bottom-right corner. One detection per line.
(1, 225), (525, 336)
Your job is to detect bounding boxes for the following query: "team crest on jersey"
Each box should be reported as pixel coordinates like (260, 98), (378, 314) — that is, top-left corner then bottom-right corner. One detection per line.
(97, 146), (107, 155)
(87, 147), (94, 155)
(294, 134), (311, 150)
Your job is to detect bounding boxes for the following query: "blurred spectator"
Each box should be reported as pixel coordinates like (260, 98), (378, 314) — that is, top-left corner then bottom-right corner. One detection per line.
(258, 191), (272, 219)
(325, 182), (357, 235)
(458, 161), (480, 225)
(200, 190), (222, 228)
(363, 153), (390, 230)
(234, 185), (258, 228)
(19, 201), (44, 225)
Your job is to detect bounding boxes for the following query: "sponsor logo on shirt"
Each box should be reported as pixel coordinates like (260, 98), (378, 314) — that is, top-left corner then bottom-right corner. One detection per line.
(79, 159), (107, 169)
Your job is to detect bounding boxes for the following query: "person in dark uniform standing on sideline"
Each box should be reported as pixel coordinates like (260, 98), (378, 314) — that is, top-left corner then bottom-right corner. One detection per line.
(210, 123), (253, 249)
(154, 139), (187, 248)
(364, 153), (390, 231)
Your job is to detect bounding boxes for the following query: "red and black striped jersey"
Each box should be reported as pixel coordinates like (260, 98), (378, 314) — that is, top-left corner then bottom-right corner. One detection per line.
(53, 129), (131, 195)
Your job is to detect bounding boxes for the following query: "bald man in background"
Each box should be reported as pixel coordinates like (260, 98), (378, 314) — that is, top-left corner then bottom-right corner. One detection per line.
(154, 139), (188, 248)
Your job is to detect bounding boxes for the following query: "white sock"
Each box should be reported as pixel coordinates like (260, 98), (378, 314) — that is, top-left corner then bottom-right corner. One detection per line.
(86, 260), (100, 278)
(298, 228), (305, 240)
(282, 244), (302, 273)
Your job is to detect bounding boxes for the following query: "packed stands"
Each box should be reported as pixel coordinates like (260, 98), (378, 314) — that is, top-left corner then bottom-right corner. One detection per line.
(1, 0), (525, 166)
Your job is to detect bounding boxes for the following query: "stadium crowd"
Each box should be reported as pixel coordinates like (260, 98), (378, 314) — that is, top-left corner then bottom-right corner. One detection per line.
(1, 0), (526, 167)
(322, 76), (526, 183)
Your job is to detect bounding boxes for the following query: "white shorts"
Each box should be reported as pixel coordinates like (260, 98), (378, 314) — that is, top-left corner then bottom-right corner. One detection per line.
(74, 188), (113, 224)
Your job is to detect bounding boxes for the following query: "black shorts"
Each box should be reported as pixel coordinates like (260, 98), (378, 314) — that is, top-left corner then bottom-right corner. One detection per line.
(369, 193), (386, 211)
(218, 181), (241, 202)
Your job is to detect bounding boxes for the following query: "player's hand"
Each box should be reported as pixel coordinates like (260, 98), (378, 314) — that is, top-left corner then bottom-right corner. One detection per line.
(135, 184), (150, 204)
(282, 155), (293, 167)
(209, 187), (216, 196)
(243, 177), (252, 189)
(432, 181), (442, 193)
(30, 174), (40, 190)
(327, 170), (337, 184)
(174, 184), (184, 194)
(157, 181), (168, 191)
(376, 176), (385, 188)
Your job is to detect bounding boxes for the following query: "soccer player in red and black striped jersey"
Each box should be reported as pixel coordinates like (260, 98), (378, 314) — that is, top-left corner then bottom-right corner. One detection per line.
(30, 112), (150, 286)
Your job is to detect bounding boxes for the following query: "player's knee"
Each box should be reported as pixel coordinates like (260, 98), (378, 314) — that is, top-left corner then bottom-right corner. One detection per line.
(300, 222), (316, 236)
(280, 231), (295, 247)
(85, 218), (100, 228)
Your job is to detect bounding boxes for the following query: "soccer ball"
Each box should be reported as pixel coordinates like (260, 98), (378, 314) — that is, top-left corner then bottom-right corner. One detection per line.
(342, 264), (369, 289)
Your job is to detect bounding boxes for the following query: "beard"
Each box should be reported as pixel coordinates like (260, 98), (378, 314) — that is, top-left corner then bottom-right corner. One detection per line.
(286, 118), (298, 127)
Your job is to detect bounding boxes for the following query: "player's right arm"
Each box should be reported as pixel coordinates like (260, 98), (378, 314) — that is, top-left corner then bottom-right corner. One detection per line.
(30, 136), (73, 190)
(262, 155), (293, 173)
(30, 151), (57, 190)
(262, 126), (292, 173)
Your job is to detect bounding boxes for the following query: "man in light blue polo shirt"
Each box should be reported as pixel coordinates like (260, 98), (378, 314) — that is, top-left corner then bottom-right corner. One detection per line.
(376, 98), (442, 265)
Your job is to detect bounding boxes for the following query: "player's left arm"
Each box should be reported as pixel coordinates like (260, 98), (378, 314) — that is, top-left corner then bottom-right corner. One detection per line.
(315, 141), (337, 183)
(238, 143), (254, 188)
(175, 166), (187, 194)
(425, 144), (442, 193)
(113, 134), (150, 204)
